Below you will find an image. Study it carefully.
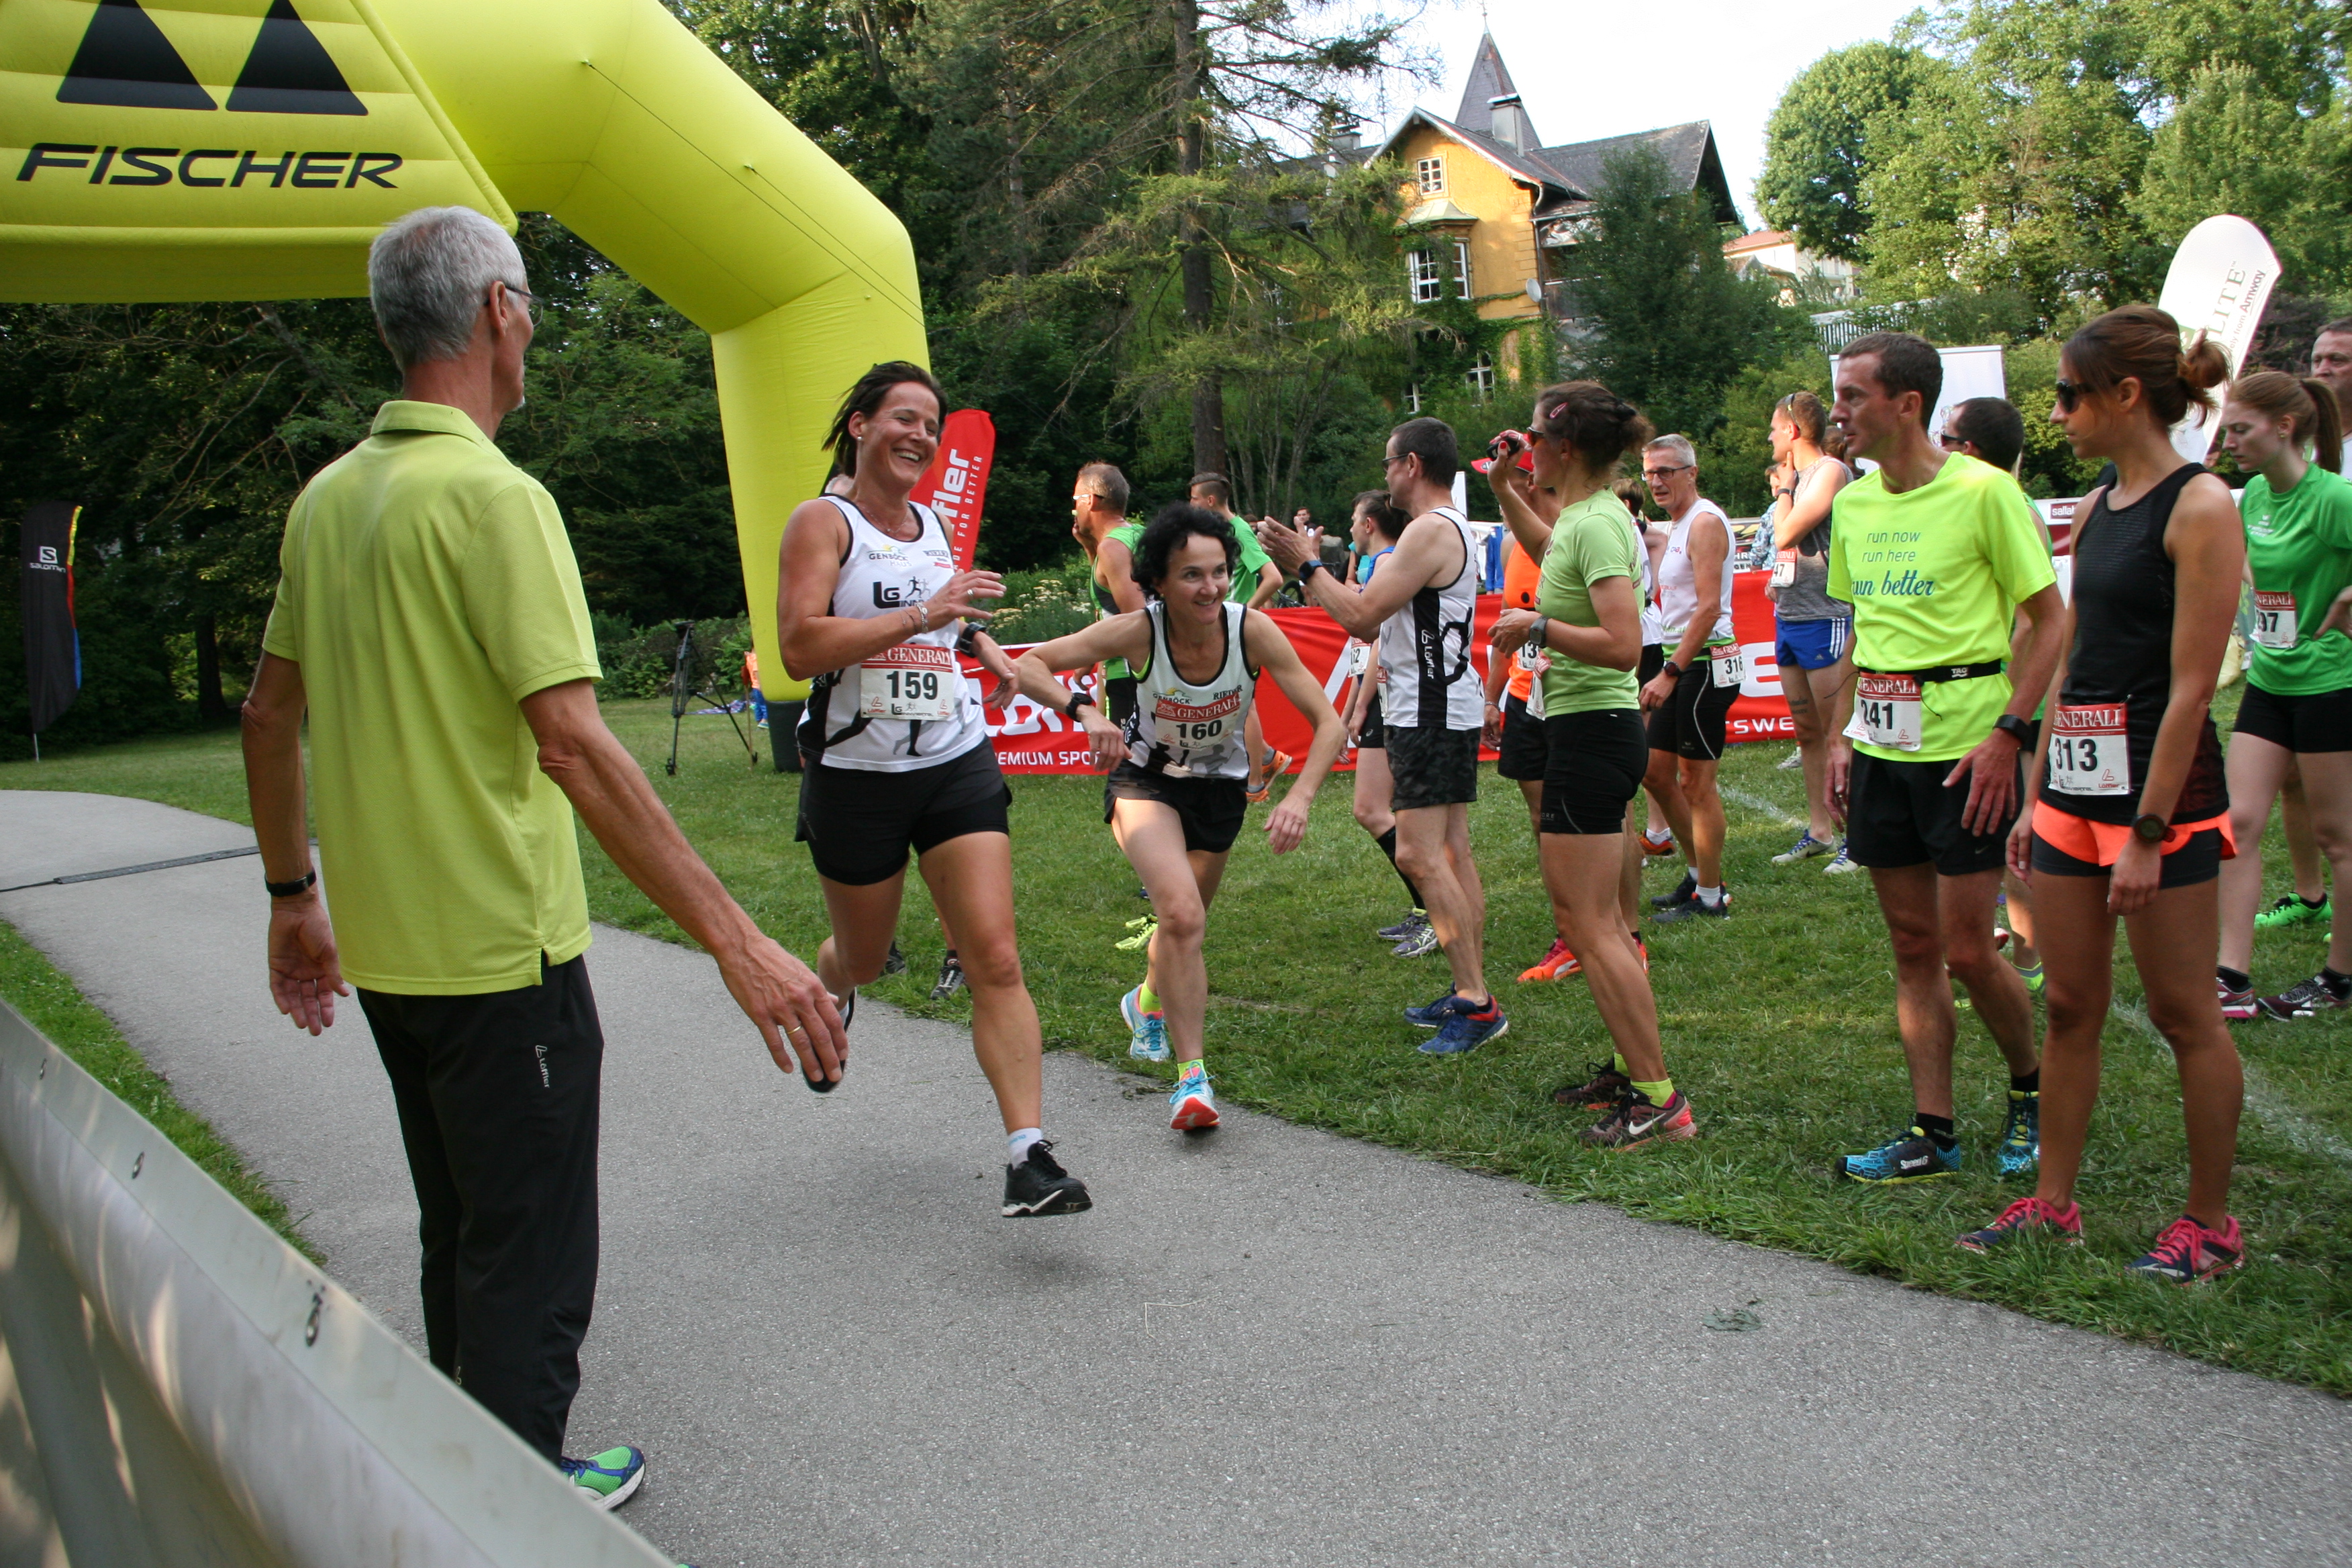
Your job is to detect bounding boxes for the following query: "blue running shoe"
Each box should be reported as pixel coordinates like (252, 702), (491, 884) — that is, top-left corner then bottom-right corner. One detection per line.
(1404, 990), (1461, 1028)
(1998, 1088), (2040, 1177)
(560, 1445), (645, 1510)
(1120, 986), (1169, 1062)
(1836, 1126), (1961, 1184)
(1169, 1063), (1218, 1130)
(1420, 997), (1507, 1055)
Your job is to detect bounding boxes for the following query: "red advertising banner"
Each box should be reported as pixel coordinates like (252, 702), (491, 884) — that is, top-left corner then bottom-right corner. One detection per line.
(965, 568), (1806, 773)
(911, 409), (995, 570)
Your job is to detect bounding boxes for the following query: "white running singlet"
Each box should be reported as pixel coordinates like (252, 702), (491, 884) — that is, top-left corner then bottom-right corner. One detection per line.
(795, 494), (989, 773)
(1657, 498), (1735, 646)
(1377, 505), (1483, 730)
(1124, 601), (1257, 780)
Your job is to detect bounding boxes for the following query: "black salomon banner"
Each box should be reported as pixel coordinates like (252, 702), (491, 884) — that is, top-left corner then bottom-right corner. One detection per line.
(21, 503), (80, 736)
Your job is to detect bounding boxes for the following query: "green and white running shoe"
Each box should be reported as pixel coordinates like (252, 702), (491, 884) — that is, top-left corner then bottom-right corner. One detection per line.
(1120, 985), (1169, 1061)
(560, 1446), (644, 1510)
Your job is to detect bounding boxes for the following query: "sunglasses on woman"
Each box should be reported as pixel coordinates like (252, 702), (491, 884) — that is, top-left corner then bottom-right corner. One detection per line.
(2052, 378), (2086, 413)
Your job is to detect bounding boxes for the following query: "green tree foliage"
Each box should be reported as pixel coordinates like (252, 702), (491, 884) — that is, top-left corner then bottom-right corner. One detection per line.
(1563, 149), (1808, 457)
(1757, 41), (1945, 264)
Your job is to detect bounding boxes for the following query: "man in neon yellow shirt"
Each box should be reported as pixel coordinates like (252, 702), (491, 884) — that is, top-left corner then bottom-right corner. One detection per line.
(1824, 331), (2065, 1187)
(242, 206), (842, 1508)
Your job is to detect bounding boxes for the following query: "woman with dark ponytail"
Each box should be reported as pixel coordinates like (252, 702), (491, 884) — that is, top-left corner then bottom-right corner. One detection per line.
(2214, 370), (2352, 1025)
(1963, 306), (2247, 1282)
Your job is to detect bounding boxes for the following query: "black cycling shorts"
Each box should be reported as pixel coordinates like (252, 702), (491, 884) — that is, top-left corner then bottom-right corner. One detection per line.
(2233, 681), (2352, 754)
(1645, 657), (1739, 761)
(1498, 692), (1548, 781)
(1104, 764), (1248, 854)
(1387, 725), (1479, 811)
(1846, 748), (2017, 877)
(795, 740), (1011, 885)
(1541, 709), (1648, 834)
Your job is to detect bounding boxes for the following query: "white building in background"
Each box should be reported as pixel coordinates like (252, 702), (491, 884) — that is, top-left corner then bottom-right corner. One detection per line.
(1722, 229), (1861, 305)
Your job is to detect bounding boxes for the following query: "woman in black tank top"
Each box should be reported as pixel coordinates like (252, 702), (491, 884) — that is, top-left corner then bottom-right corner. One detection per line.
(1959, 305), (2249, 1283)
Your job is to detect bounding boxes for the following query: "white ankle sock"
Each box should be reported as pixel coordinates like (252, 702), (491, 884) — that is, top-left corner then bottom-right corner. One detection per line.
(1008, 1127), (1044, 1166)
(1696, 884), (1723, 908)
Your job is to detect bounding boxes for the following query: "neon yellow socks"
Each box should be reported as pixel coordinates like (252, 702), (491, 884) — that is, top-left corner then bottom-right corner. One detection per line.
(1613, 1052), (1629, 1075)
(1138, 980), (1160, 1014)
(1632, 1077), (1674, 1108)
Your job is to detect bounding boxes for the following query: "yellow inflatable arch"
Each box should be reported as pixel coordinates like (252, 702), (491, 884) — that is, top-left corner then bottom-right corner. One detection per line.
(0, 0), (933, 701)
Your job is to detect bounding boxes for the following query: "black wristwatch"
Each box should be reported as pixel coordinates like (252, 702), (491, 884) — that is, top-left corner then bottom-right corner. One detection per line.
(1297, 556), (1326, 583)
(1065, 694), (1097, 722)
(1992, 714), (2035, 747)
(1660, 659), (1682, 681)
(2132, 812), (2169, 844)
(266, 869), (317, 899)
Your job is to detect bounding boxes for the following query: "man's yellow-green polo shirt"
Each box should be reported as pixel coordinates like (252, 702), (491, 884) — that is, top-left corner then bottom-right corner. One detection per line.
(262, 400), (601, 995)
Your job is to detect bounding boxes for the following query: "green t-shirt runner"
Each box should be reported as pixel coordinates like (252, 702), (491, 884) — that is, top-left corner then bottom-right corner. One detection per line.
(1092, 518), (1145, 681)
(1222, 512), (1273, 602)
(1826, 453), (2056, 763)
(2240, 468), (2352, 696)
(1536, 489), (1642, 715)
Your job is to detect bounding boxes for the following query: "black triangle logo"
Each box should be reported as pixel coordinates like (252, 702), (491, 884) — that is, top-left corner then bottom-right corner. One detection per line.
(227, 0), (364, 116)
(56, 0), (216, 111)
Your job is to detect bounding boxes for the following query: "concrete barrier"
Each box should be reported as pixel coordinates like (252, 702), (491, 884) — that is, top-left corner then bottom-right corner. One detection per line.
(0, 999), (673, 1567)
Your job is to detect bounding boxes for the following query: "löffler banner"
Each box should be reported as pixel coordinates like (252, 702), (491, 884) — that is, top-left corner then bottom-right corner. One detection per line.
(969, 568), (1803, 775)
(910, 409), (996, 571)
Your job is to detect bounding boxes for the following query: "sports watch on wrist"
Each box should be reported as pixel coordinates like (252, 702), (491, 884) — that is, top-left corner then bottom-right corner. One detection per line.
(2132, 812), (2169, 844)
(1993, 714), (2035, 746)
(1528, 616), (1548, 655)
(1297, 556), (1326, 583)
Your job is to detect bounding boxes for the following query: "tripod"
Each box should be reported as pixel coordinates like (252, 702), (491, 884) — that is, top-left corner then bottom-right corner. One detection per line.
(665, 620), (756, 775)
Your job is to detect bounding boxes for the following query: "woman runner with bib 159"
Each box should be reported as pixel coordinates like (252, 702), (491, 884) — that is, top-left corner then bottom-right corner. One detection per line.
(1013, 504), (1347, 1132)
(2212, 372), (2352, 1022)
(1964, 307), (2245, 1282)
(777, 362), (1091, 1219)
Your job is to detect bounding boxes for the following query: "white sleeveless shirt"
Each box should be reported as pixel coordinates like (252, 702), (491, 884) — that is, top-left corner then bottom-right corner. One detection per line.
(795, 495), (989, 773)
(1125, 601), (1256, 781)
(1657, 498), (1735, 646)
(1377, 505), (1483, 730)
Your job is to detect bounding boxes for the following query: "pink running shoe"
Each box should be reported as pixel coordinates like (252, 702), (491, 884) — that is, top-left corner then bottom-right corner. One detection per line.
(1956, 1195), (2081, 1254)
(2126, 1215), (2243, 1284)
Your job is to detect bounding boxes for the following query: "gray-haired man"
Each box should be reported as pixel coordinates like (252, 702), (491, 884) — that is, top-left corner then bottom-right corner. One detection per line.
(241, 205), (843, 1507)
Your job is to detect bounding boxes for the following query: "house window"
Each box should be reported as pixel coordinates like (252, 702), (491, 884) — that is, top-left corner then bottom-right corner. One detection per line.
(1406, 384), (1424, 413)
(1407, 240), (1473, 303)
(1466, 354), (1495, 401)
(1416, 156), (1445, 194)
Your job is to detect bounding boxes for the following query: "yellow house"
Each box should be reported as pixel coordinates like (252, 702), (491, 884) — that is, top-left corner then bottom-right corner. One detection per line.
(1344, 32), (1740, 389)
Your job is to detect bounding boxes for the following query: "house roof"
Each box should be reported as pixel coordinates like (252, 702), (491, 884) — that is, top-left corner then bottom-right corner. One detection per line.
(1373, 107), (1567, 196)
(1724, 228), (1794, 254)
(1453, 32), (1532, 142)
(1371, 110), (1741, 230)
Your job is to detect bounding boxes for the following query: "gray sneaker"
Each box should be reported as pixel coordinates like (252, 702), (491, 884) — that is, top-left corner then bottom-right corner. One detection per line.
(1391, 918), (1441, 958)
(1822, 841), (1863, 875)
(1771, 832), (1833, 865)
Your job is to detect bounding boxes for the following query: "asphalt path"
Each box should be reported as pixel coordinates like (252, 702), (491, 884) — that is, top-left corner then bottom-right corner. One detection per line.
(3, 789), (2348, 1566)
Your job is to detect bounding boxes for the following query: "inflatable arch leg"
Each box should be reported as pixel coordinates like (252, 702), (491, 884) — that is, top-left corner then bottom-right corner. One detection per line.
(0, 0), (932, 701)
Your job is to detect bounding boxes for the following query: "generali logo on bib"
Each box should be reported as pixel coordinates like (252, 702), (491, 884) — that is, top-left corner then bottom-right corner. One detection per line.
(2054, 703), (2126, 731)
(1155, 691), (1242, 723)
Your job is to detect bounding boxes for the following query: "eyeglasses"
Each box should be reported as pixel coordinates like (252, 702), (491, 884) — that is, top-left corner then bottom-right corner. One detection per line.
(2053, 378), (2086, 413)
(1937, 432), (1965, 449)
(1641, 465), (1692, 483)
(1382, 452), (1409, 469)
(490, 281), (540, 324)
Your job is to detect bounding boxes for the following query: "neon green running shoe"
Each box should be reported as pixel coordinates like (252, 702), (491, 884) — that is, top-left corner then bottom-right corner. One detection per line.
(560, 1445), (645, 1510)
(2255, 893), (2330, 930)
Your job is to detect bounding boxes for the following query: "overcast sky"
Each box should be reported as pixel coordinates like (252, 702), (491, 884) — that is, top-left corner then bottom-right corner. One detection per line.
(1365, 0), (1928, 230)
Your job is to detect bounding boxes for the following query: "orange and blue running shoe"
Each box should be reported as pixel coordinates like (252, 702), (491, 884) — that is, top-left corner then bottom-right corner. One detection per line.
(1956, 1195), (2080, 1254)
(2126, 1214), (2243, 1284)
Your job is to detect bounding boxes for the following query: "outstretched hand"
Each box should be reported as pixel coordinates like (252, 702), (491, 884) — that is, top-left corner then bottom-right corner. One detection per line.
(929, 570), (1006, 624)
(719, 933), (847, 1087)
(268, 897), (348, 1036)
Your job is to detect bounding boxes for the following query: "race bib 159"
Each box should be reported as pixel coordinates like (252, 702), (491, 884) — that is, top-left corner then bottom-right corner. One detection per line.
(857, 643), (959, 720)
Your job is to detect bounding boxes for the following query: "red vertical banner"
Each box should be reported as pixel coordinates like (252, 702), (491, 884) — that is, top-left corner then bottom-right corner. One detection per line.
(911, 409), (996, 569)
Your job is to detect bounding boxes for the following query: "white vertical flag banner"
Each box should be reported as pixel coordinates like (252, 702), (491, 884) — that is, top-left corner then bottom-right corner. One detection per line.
(2157, 215), (2281, 463)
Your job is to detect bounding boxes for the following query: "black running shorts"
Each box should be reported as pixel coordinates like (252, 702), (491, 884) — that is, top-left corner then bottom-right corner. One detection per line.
(1645, 657), (1739, 761)
(1498, 692), (1548, 781)
(1105, 673), (1138, 729)
(1103, 763), (1248, 854)
(1638, 642), (1665, 684)
(2031, 824), (2223, 889)
(1541, 709), (1647, 834)
(795, 740), (1011, 885)
(1357, 691), (1386, 750)
(2233, 681), (2352, 754)
(1845, 748), (2017, 877)
(1386, 724), (1479, 811)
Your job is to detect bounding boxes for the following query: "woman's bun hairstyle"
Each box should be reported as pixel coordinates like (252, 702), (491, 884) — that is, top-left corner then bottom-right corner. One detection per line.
(1531, 381), (1653, 473)
(2063, 305), (2229, 428)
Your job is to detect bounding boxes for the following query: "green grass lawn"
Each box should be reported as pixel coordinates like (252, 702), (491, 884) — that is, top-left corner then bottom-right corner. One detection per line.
(4, 694), (2347, 1392)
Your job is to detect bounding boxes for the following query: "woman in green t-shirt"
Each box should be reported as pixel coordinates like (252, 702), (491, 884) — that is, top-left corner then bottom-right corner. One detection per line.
(2216, 371), (2352, 1020)
(1490, 382), (1696, 1149)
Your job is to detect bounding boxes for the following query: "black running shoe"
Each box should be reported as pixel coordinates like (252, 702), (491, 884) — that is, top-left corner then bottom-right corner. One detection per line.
(882, 940), (908, 975)
(1002, 1141), (1092, 1217)
(930, 951), (966, 999)
(1651, 871), (1698, 910)
(1553, 1061), (1631, 1109)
